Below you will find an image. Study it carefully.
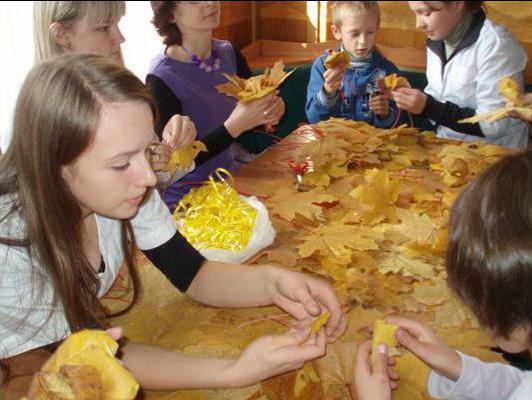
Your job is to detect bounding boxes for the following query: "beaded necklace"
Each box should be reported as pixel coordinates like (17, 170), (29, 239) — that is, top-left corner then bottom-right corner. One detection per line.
(181, 44), (221, 73)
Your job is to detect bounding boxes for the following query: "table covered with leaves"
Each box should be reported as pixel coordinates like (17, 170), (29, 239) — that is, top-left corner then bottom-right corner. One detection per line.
(105, 119), (512, 400)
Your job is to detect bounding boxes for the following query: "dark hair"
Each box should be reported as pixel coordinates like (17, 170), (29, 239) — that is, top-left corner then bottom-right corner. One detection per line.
(151, 1), (182, 46)
(446, 150), (532, 339)
(442, 1), (485, 13)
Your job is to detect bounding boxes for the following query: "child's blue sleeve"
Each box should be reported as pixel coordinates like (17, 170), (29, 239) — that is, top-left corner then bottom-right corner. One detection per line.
(305, 57), (340, 124)
(373, 60), (400, 129)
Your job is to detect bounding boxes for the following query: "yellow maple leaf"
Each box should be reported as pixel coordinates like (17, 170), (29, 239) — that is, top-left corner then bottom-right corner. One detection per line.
(378, 249), (436, 280)
(298, 222), (381, 258)
(166, 140), (207, 174)
(269, 187), (338, 221)
(349, 168), (400, 224)
(411, 279), (449, 306)
(311, 311), (331, 333)
(498, 76), (522, 107)
(382, 73), (410, 91)
(434, 299), (468, 328)
(216, 60), (295, 102)
(371, 319), (400, 367)
(393, 352), (431, 400)
(303, 161), (348, 187)
(324, 50), (350, 70)
(314, 341), (359, 394)
(387, 208), (439, 245)
(293, 364), (321, 398)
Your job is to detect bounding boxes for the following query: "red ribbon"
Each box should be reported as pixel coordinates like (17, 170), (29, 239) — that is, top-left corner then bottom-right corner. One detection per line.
(288, 160), (309, 175)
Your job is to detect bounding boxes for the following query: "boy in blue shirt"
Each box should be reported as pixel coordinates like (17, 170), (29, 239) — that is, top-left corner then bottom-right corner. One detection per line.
(306, 1), (399, 127)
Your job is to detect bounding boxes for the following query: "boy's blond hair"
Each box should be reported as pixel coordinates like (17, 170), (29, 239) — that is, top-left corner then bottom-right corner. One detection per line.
(330, 1), (380, 28)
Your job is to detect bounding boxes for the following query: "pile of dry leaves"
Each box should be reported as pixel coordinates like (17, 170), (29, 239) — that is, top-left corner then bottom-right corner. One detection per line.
(104, 119), (511, 399)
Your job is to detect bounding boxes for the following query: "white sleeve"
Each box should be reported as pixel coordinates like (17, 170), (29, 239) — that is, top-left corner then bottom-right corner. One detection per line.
(424, 49), (440, 100)
(427, 352), (526, 400)
(474, 26), (530, 144)
(0, 242), (70, 358)
(130, 189), (177, 250)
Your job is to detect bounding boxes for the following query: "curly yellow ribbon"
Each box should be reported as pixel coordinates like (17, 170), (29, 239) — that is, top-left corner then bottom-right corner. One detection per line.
(173, 168), (257, 251)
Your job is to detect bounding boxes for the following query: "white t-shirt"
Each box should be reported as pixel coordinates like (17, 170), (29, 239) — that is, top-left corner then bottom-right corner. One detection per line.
(0, 190), (176, 358)
(428, 352), (532, 400)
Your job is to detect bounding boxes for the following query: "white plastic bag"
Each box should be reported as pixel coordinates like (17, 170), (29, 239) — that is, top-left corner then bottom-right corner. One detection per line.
(182, 196), (276, 263)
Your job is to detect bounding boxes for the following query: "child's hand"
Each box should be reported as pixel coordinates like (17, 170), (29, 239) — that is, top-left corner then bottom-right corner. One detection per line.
(323, 66), (346, 95)
(353, 340), (398, 400)
(228, 327), (326, 387)
(369, 94), (390, 118)
(386, 316), (462, 381)
(162, 114), (197, 149)
(390, 87), (427, 115)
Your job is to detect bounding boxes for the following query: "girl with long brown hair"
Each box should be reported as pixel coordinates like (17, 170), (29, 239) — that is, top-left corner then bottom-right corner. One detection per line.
(0, 54), (346, 392)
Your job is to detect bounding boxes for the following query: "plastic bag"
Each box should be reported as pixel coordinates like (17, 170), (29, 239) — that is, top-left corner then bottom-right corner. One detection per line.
(180, 195), (276, 263)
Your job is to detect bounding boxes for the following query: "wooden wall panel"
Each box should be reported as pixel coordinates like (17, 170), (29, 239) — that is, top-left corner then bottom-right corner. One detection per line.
(259, 18), (309, 43)
(233, 1), (531, 81)
(257, 1), (316, 43)
(213, 1), (253, 50)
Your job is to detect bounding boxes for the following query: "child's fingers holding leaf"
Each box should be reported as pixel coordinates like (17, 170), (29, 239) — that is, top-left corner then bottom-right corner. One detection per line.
(323, 67), (345, 94)
(369, 95), (389, 117)
(386, 316), (463, 381)
(353, 340), (392, 400)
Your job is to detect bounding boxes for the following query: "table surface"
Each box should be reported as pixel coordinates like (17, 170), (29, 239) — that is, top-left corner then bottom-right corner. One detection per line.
(103, 120), (511, 400)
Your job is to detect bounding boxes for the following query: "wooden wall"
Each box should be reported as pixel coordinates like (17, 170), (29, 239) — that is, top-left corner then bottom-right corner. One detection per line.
(256, 1), (312, 43)
(213, 1), (253, 50)
(218, 1), (532, 81)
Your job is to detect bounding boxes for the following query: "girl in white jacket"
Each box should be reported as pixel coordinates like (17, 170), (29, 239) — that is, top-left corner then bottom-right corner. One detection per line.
(391, 1), (530, 149)
(353, 149), (532, 400)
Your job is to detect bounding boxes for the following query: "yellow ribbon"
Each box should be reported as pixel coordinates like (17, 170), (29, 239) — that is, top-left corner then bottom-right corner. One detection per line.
(173, 168), (257, 251)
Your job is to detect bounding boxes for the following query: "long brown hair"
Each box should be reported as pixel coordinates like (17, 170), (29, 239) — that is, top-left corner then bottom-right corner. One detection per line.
(0, 54), (156, 339)
(446, 150), (532, 340)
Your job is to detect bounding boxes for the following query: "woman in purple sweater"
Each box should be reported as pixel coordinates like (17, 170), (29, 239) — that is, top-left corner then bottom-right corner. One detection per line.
(147, 1), (285, 210)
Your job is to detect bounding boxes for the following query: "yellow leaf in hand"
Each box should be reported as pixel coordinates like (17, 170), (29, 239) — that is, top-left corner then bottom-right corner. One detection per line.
(383, 73), (409, 91)
(324, 50), (350, 70)
(216, 60), (295, 102)
(498, 77), (522, 107)
(371, 319), (400, 368)
(311, 311), (331, 333)
(166, 140), (207, 174)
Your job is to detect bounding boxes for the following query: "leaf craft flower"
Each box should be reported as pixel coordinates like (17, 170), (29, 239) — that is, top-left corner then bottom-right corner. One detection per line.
(28, 330), (139, 400)
(166, 140), (207, 174)
(324, 50), (350, 70)
(216, 60), (295, 102)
